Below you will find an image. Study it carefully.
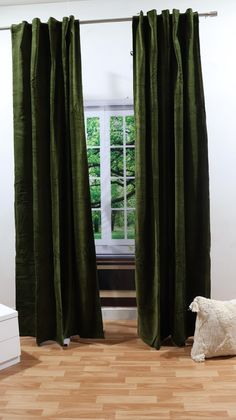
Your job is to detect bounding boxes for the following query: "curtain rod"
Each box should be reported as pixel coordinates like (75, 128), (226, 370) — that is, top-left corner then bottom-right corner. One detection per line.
(0, 11), (218, 31)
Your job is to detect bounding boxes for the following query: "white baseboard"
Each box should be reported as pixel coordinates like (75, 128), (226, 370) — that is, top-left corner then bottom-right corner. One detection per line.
(102, 307), (137, 321)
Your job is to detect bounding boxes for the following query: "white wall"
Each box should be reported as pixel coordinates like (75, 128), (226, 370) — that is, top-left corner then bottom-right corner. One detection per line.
(0, 0), (236, 307)
(0, 29), (14, 308)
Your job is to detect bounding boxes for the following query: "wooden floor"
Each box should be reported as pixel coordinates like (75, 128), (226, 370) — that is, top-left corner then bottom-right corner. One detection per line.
(1, 321), (236, 419)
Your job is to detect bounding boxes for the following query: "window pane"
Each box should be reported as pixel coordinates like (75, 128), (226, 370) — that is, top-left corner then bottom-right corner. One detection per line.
(87, 117), (100, 146)
(110, 116), (123, 145)
(90, 179), (101, 208)
(87, 149), (100, 176)
(126, 148), (135, 177)
(111, 210), (124, 239)
(125, 115), (135, 145)
(92, 210), (102, 239)
(111, 179), (124, 208)
(111, 149), (124, 177)
(126, 179), (135, 208)
(127, 210), (135, 239)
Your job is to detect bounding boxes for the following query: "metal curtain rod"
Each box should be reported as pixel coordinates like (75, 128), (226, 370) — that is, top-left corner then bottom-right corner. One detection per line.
(0, 11), (218, 31)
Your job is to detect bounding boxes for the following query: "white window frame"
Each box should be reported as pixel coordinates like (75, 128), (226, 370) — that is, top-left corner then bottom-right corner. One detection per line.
(85, 100), (135, 255)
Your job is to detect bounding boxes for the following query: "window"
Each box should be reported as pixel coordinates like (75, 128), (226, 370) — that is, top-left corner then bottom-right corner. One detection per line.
(85, 104), (135, 255)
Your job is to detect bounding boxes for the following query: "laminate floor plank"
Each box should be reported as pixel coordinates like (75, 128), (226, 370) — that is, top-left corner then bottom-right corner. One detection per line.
(0, 321), (236, 419)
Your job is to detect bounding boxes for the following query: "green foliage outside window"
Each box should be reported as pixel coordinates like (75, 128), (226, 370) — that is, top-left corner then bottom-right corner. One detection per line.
(126, 148), (135, 176)
(127, 210), (135, 239)
(87, 149), (100, 177)
(110, 116), (123, 145)
(92, 211), (101, 239)
(126, 180), (135, 207)
(125, 116), (135, 145)
(111, 180), (124, 208)
(110, 149), (124, 177)
(89, 179), (101, 208)
(112, 210), (125, 239)
(87, 117), (100, 146)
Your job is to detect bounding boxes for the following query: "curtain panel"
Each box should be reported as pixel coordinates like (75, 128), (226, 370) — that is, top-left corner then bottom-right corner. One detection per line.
(11, 16), (104, 345)
(133, 9), (211, 349)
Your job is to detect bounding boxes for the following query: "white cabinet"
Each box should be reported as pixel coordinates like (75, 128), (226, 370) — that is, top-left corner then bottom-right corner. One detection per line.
(0, 304), (21, 370)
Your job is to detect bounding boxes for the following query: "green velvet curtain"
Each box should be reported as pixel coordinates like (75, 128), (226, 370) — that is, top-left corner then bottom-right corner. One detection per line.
(133, 9), (211, 349)
(11, 16), (104, 345)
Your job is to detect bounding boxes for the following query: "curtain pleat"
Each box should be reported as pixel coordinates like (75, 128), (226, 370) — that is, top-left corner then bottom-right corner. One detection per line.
(12, 17), (104, 345)
(133, 9), (210, 349)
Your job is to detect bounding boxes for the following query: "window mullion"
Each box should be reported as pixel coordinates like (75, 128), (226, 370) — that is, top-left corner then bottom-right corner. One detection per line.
(123, 113), (127, 240)
(100, 109), (112, 244)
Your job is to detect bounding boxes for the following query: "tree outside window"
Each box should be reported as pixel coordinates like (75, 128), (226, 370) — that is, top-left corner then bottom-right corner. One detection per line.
(85, 106), (135, 253)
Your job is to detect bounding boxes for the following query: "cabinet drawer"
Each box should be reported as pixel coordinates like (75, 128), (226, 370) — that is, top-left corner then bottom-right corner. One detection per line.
(0, 317), (19, 343)
(0, 336), (21, 365)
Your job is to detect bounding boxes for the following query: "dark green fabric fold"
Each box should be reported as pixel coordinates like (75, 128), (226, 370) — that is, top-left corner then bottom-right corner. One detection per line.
(133, 9), (210, 349)
(11, 16), (104, 345)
